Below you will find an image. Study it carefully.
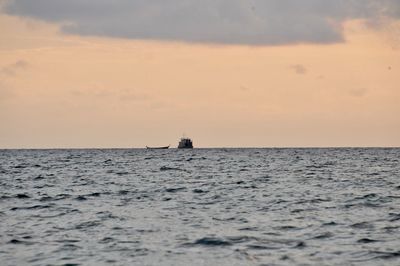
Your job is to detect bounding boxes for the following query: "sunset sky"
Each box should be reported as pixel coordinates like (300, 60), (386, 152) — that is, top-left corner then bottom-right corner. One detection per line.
(1, 0), (399, 148)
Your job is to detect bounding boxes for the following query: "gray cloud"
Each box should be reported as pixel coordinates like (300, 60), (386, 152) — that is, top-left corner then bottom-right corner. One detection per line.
(3, 0), (400, 45)
(1, 60), (29, 76)
(69, 88), (151, 102)
(290, 64), (307, 75)
(349, 88), (369, 97)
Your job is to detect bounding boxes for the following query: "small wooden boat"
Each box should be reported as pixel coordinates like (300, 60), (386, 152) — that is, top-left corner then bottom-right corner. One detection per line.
(146, 145), (170, 149)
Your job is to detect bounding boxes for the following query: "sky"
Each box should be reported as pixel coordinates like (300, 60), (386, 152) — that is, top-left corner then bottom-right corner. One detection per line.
(0, 0), (399, 148)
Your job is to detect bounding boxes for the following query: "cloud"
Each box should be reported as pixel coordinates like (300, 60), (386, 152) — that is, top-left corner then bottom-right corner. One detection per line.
(3, 0), (400, 45)
(239, 85), (251, 91)
(349, 88), (369, 97)
(290, 64), (307, 75)
(69, 87), (151, 103)
(1, 60), (29, 76)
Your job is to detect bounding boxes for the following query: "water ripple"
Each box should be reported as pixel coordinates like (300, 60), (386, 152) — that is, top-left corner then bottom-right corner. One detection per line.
(1, 148), (400, 265)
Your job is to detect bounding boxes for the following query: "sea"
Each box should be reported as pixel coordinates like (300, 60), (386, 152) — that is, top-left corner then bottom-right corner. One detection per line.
(1, 148), (400, 266)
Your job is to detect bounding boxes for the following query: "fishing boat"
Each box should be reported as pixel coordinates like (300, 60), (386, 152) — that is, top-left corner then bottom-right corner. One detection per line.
(146, 145), (170, 149)
(178, 137), (193, 149)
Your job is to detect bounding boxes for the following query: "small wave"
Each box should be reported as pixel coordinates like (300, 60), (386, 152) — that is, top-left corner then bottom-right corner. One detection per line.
(59, 244), (81, 251)
(357, 238), (379, 243)
(33, 175), (44, 181)
(15, 194), (30, 199)
(116, 171), (129, 176)
(212, 217), (236, 222)
(160, 166), (185, 172)
(14, 164), (28, 169)
(344, 201), (383, 209)
(75, 195), (87, 201)
(273, 225), (300, 231)
(96, 211), (119, 220)
(383, 226), (399, 232)
(246, 244), (278, 250)
(363, 193), (379, 198)
(74, 220), (101, 230)
(8, 239), (33, 245)
(185, 235), (271, 248)
(295, 241), (306, 248)
(99, 237), (115, 243)
(165, 187), (186, 193)
(0, 166), (7, 173)
(38, 196), (54, 202)
(189, 237), (232, 247)
(10, 204), (53, 211)
(372, 251), (400, 260)
(34, 184), (55, 189)
(305, 162), (333, 169)
(291, 208), (305, 213)
(192, 189), (207, 194)
(389, 213), (400, 222)
(248, 238), (306, 250)
(296, 198), (331, 204)
(118, 190), (130, 195)
(238, 227), (258, 231)
(39, 194), (71, 202)
(351, 221), (373, 229)
(54, 239), (80, 244)
(254, 175), (272, 182)
(226, 236), (258, 243)
(0, 195), (11, 200)
(367, 172), (380, 177)
(87, 192), (101, 197)
(311, 232), (333, 239)
(353, 251), (400, 261)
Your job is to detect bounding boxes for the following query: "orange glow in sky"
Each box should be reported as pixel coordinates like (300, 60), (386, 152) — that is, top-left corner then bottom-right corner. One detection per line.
(1, 10), (399, 148)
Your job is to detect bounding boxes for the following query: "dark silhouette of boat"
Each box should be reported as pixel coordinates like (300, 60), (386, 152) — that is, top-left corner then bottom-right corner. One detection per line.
(146, 145), (170, 149)
(178, 137), (193, 149)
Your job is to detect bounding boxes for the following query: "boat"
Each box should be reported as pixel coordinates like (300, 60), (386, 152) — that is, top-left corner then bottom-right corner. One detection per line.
(146, 145), (170, 149)
(178, 137), (193, 149)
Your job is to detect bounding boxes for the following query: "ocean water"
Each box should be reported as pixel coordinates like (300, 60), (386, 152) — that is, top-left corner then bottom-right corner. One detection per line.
(1, 148), (400, 266)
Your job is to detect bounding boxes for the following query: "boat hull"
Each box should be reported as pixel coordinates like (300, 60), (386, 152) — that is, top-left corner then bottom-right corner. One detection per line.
(146, 146), (170, 149)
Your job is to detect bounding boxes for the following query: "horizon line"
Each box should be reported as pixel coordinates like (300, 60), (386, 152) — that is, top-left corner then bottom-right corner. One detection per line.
(1, 146), (399, 150)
